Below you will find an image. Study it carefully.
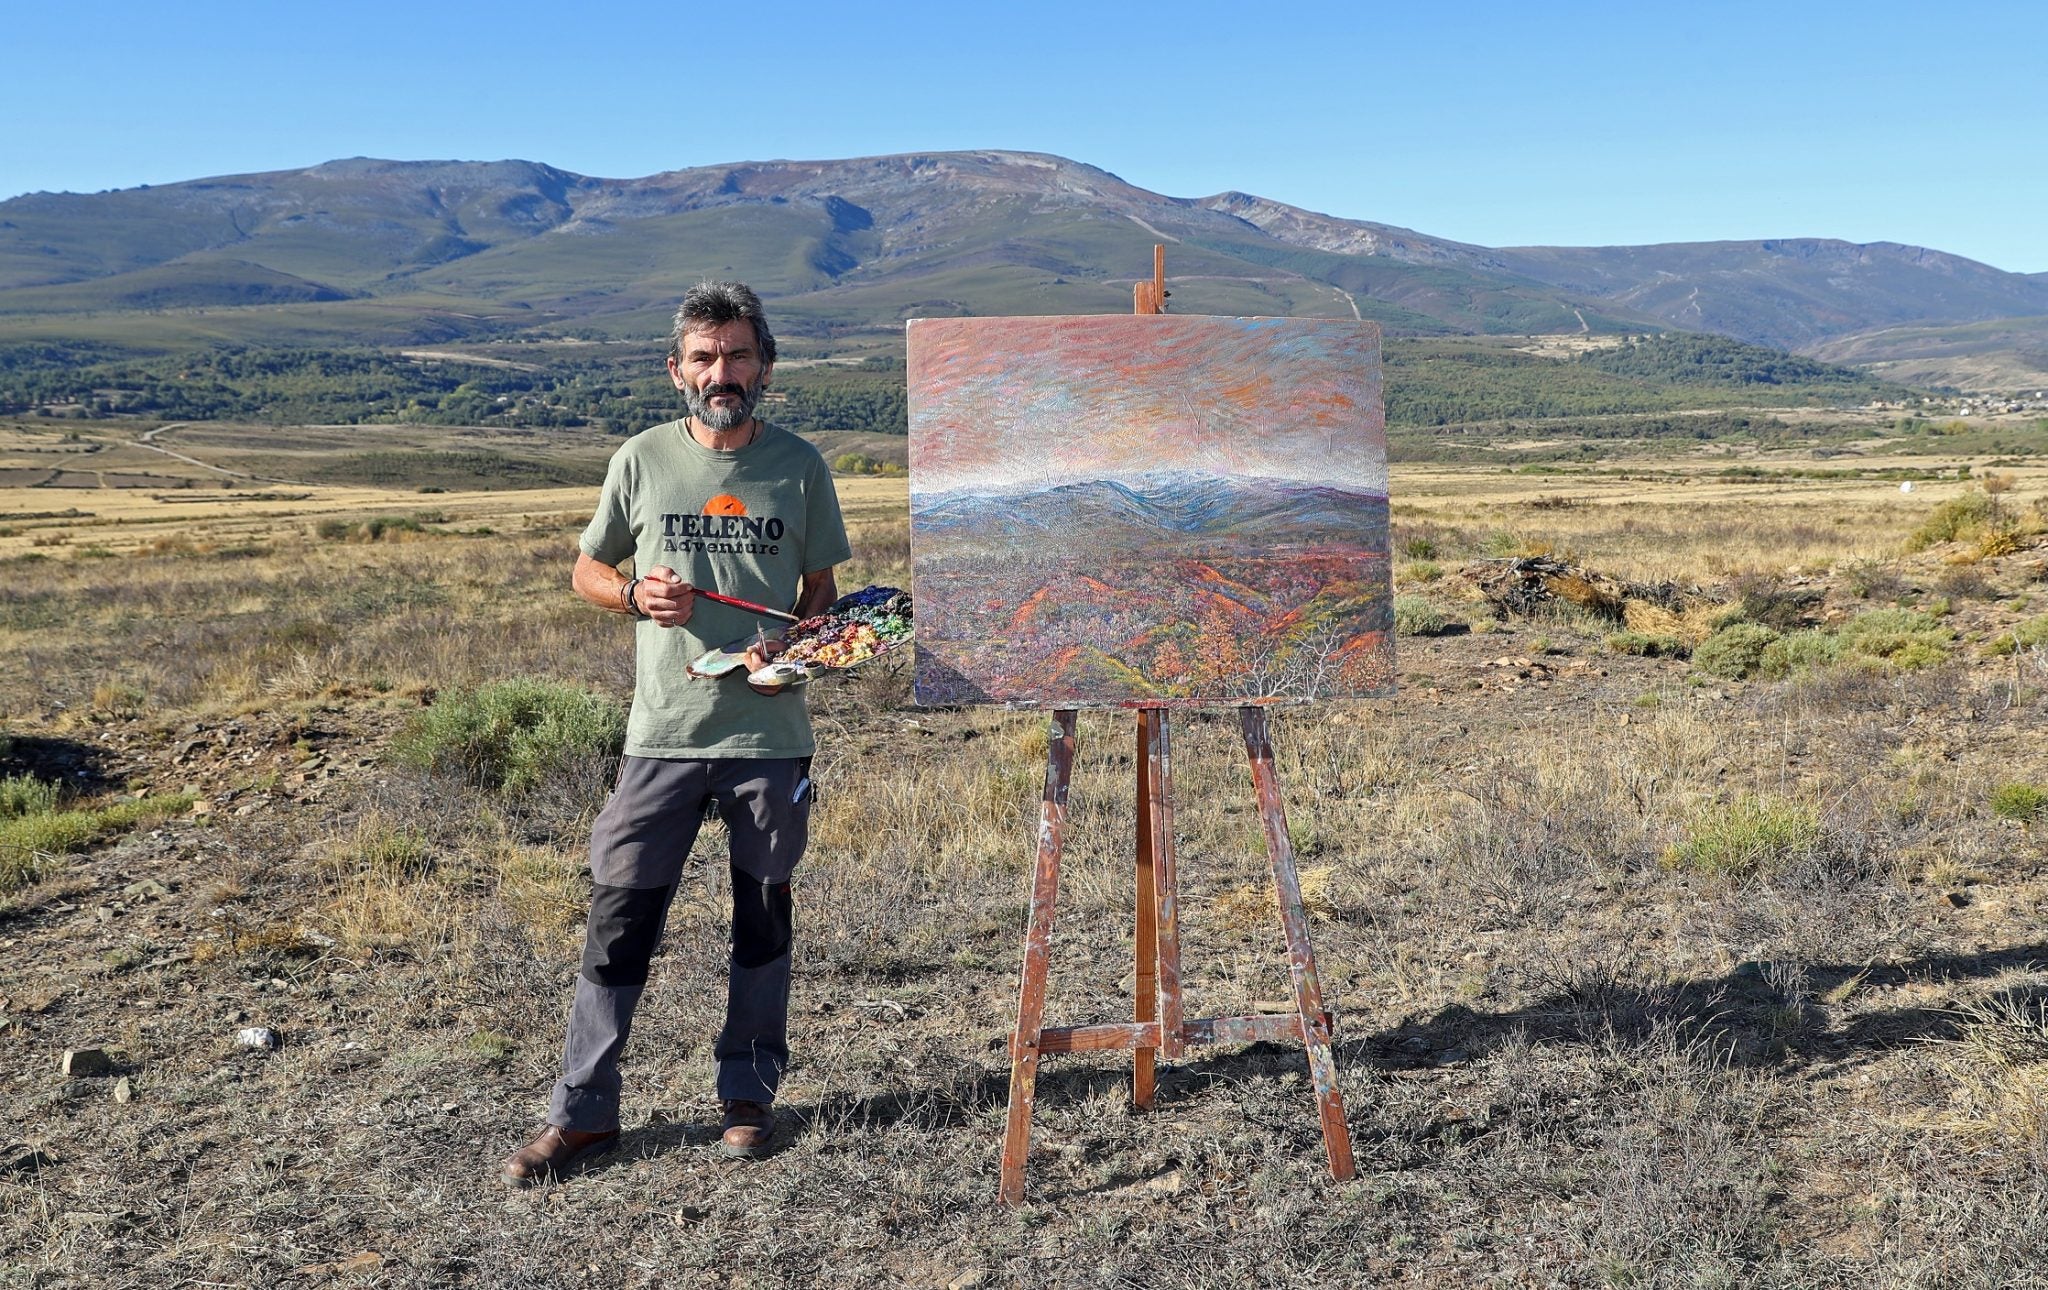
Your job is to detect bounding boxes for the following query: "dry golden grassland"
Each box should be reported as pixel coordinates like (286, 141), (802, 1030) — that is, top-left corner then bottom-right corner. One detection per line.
(3, 426), (2048, 1287)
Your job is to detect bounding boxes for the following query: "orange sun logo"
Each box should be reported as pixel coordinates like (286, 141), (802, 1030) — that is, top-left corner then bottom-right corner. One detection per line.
(703, 494), (748, 516)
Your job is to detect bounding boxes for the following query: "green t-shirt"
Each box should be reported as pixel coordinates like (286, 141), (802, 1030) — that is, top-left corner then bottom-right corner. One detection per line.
(580, 419), (851, 759)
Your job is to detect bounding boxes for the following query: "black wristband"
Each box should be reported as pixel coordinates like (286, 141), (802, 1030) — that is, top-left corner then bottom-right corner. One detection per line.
(624, 577), (645, 618)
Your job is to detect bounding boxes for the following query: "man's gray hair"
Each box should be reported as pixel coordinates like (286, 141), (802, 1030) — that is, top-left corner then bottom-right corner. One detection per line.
(668, 281), (777, 366)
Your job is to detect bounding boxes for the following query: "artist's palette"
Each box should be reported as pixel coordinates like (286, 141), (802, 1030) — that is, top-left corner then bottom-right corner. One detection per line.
(686, 639), (761, 679)
(693, 585), (913, 694)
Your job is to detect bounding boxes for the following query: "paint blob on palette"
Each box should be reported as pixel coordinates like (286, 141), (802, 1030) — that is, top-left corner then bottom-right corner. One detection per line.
(907, 314), (1392, 709)
(687, 585), (913, 693)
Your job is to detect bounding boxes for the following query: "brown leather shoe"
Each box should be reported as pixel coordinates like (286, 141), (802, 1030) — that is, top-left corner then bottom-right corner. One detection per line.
(500, 1123), (620, 1187)
(718, 1100), (776, 1159)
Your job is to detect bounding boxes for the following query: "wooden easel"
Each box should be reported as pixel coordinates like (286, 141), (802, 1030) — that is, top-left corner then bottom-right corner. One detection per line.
(996, 249), (1357, 1205)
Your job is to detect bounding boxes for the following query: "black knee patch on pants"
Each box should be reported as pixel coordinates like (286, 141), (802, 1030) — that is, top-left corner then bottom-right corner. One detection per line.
(731, 869), (792, 970)
(581, 883), (674, 987)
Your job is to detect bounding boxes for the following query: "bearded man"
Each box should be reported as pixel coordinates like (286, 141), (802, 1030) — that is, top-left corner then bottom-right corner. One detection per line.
(502, 281), (850, 1184)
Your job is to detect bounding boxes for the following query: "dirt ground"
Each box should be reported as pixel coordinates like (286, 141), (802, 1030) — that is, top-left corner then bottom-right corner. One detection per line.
(4, 448), (2048, 1287)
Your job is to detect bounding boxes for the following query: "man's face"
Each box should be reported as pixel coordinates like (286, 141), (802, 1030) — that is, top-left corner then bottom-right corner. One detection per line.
(668, 319), (772, 432)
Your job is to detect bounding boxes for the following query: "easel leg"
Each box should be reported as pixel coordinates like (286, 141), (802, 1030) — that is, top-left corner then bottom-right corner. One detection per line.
(999, 709), (1078, 1206)
(1133, 711), (1159, 1109)
(1150, 710), (1185, 1063)
(1240, 707), (1358, 1182)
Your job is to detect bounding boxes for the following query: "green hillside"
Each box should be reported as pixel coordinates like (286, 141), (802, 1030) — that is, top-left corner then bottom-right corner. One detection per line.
(0, 331), (1906, 442)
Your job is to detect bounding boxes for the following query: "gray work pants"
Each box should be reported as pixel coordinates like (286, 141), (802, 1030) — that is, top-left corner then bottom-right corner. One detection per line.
(548, 754), (812, 1132)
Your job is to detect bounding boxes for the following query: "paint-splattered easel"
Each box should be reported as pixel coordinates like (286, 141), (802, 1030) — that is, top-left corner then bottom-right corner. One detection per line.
(997, 248), (1358, 1204)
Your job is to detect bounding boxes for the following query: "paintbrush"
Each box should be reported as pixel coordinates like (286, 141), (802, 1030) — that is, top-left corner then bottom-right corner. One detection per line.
(696, 588), (801, 624)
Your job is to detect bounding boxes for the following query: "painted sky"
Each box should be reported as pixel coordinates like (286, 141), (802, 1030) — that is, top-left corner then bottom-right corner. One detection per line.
(907, 316), (1385, 497)
(3, 3), (2039, 272)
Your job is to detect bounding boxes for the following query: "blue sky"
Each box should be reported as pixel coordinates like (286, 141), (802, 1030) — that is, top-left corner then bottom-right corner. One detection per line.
(4, 1), (2042, 271)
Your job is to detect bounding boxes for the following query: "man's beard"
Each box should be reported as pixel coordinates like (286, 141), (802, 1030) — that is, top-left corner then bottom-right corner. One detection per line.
(685, 379), (762, 432)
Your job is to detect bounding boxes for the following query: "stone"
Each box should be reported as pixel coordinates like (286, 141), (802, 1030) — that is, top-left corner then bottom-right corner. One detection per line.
(1143, 1169), (1185, 1195)
(62, 1048), (116, 1077)
(234, 1027), (281, 1052)
(947, 1271), (991, 1290)
(113, 1077), (133, 1104)
(122, 878), (172, 902)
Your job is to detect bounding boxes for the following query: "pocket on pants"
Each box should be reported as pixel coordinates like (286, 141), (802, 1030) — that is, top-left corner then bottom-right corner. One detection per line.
(726, 759), (811, 887)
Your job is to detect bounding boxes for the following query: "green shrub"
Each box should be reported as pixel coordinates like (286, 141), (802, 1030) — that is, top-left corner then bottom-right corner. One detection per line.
(1401, 535), (1440, 560)
(1398, 560), (1444, 584)
(1605, 631), (1687, 659)
(364, 515), (425, 541)
(1759, 630), (1841, 679)
(391, 678), (626, 798)
(1905, 490), (1994, 552)
(0, 774), (59, 819)
(1392, 594), (1448, 637)
(1988, 613), (2048, 656)
(314, 518), (351, 541)
(1836, 607), (1952, 669)
(1692, 623), (1781, 679)
(0, 793), (193, 893)
(1990, 783), (2048, 822)
(357, 825), (435, 878)
(1663, 796), (1823, 878)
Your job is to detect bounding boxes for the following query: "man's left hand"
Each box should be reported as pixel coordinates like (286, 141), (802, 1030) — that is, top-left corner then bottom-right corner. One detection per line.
(743, 636), (786, 673)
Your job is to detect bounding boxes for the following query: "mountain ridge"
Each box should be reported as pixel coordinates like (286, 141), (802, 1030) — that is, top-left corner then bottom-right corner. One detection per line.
(3, 149), (2043, 383)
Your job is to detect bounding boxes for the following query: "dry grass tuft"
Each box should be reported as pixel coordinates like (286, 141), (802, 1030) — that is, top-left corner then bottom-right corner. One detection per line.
(1928, 982), (2048, 1151)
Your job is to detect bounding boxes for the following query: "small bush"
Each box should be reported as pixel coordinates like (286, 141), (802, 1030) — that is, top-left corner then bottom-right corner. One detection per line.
(1606, 631), (1687, 659)
(1692, 623), (1781, 679)
(1720, 573), (1820, 631)
(91, 681), (147, 715)
(1392, 594), (1449, 637)
(1398, 560), (1443, 584)
(1837, 607), (1953, 669)
(1975, 526), (2025, 561)
(1990, 784), (2048, 822)
(0, 793), (193, 893)
(1986, 613), (2048, 656)
(391, 678), (626, 798)
(1905, 490), (1994, 552)
(1936, 564), (1997, 600)
(364, 515), (425, 541)
(1663, 796), (1823, 878)
(1759, 630), (1841, 678)
(1844, 559), (1907, 601)
(355, 823), (435, 879)
(314, 518), (351, 541)
(1401, 535), (1440, 560)
(0, 774), (59, 819)
(467, 1030), (520, 1063)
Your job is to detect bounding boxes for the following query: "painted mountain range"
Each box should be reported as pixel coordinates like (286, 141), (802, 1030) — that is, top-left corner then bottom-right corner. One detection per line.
(907, 315), (1391, 709)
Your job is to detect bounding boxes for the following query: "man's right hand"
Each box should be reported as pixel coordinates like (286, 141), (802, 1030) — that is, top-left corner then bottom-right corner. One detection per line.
(637, 566), (695, 628)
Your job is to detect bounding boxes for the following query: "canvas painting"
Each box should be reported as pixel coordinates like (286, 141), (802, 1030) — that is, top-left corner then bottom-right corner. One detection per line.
(907, 314), (1392, 709)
